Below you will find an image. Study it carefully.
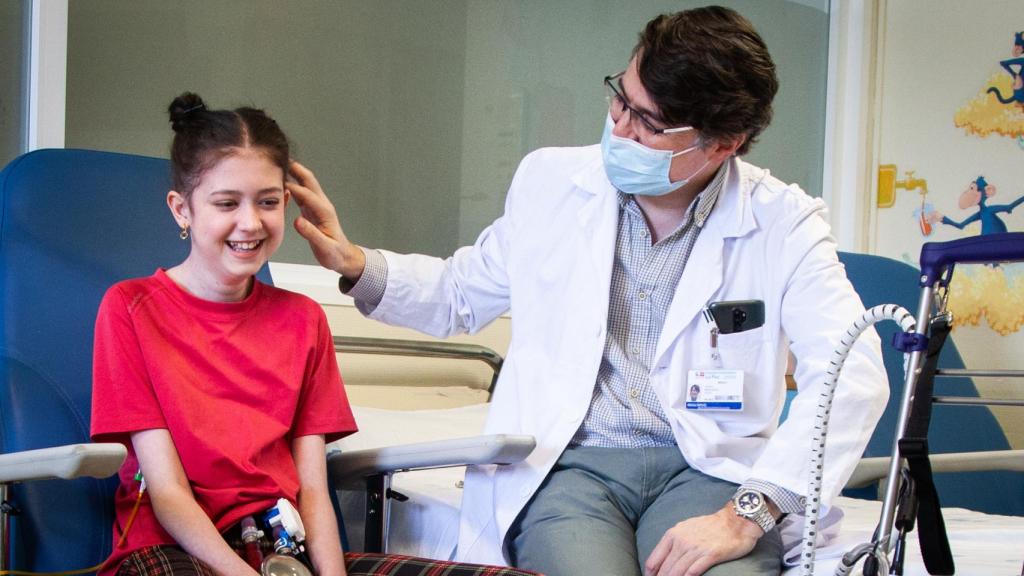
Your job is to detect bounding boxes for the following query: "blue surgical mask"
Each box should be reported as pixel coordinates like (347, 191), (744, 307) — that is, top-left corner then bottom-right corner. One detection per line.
(600, 114), (710, 196)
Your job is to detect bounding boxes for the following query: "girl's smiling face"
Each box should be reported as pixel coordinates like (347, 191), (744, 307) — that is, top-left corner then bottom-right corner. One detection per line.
(167, 147), (288, 301)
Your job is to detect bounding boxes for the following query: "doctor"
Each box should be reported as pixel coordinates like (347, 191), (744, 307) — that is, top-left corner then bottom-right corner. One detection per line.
(291, 6), (886, 576)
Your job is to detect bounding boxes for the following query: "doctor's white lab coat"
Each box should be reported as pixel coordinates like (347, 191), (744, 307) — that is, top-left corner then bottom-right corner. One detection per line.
(362, 145), (887, 564)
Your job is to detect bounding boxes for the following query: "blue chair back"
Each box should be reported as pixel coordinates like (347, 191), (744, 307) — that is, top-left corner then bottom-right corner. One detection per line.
(838, 251), (1023, 515)
(0, 149), (271, 570)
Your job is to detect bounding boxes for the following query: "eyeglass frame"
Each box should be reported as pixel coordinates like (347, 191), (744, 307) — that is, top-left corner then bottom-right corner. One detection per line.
(603, 71), (693, 137)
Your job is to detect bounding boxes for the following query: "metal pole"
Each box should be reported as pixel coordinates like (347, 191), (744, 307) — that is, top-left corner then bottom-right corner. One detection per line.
(873, 285), (934, 557)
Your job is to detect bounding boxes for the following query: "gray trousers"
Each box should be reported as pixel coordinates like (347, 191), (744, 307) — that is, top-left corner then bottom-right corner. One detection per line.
(506, 446), (782, 576)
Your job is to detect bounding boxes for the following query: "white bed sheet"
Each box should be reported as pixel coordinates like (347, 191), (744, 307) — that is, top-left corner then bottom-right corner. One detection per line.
(788, 497), (1024, 575)
(331, 404), (1024, 575)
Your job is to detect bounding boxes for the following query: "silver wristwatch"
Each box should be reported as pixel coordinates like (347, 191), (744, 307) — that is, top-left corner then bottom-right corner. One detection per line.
(731, 488), (776, 533)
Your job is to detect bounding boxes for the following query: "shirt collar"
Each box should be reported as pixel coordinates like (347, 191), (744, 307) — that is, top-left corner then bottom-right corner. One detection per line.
(617, 161), (729, 229)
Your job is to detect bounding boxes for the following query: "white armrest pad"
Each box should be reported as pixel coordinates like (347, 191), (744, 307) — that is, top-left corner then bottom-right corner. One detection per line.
(0, 443), (127, 483)
(327, 434), (534, 488)
(847, 449), (1024, 488)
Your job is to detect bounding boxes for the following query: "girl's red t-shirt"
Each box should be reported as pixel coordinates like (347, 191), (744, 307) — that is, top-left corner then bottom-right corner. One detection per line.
(91, 269), (357, 573)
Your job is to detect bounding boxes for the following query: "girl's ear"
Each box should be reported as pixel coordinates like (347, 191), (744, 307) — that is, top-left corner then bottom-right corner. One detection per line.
(167, 190), (190, 228)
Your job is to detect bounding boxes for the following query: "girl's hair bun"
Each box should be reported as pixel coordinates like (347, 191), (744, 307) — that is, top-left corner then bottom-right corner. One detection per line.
(168, 92), (207, 132)
(167, 92), (290, 197)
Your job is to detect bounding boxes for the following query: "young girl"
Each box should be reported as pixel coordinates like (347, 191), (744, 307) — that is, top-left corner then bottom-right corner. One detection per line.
(91, 93), (356, 576)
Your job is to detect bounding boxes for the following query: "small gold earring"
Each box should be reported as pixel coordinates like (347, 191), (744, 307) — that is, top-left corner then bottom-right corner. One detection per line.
(179, 225), (189, 240)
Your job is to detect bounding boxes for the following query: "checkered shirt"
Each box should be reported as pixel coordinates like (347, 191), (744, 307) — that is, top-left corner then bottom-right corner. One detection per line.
(570, 164), (727, 447)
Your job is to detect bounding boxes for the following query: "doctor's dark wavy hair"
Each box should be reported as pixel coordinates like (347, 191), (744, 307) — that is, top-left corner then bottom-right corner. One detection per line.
(634, 6), (778, 156)
(167, 92), (290, 199)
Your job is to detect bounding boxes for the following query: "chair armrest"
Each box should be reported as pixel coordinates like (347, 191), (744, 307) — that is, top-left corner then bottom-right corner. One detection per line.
(0, 443), (127, 483)
(327, 434), (535, 489)
(846, 449), (1024, 488)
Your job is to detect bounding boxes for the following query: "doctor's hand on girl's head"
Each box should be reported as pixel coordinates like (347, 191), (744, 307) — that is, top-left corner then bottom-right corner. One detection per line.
(287, 161), (367, 281)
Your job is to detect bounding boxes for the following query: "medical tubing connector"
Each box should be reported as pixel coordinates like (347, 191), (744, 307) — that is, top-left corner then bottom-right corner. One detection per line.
(798, 304), (916, 576)
(241, 516), (265, 572)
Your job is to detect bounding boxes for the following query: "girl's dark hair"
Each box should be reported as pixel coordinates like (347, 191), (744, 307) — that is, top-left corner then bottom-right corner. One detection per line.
(634, 6), (778, 156)
(167, 92), (290, 197)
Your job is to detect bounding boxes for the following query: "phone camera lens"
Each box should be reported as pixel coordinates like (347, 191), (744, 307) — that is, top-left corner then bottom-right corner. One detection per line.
(733, 309), (747, 328)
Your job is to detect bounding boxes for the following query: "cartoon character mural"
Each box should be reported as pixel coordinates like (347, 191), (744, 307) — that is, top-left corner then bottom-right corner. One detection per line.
(896, 173), (1024, 336)
(955, 31), (1024, 143)
(927, 176), (1024, 235)
(874, 30), (1024, 336)
(986, 31), (1024, 109)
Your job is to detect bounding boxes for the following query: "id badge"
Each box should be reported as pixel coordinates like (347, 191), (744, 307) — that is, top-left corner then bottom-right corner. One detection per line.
(685, 369), (744, 411)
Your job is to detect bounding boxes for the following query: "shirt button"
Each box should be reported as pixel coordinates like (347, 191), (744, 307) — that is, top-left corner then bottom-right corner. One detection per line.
(630, 388), (640, 398)
(631, 346), (640, 355)
(638, 291), (647, 300)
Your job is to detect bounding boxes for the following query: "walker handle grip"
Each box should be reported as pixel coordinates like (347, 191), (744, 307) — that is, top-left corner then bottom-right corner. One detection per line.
(919, 232), (1024, 286)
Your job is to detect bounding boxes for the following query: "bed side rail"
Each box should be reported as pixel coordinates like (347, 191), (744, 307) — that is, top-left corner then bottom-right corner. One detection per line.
(333, 336), (503, 399)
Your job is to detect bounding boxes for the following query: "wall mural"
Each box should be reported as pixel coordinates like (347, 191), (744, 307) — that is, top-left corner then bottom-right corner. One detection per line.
(876, 30), (1024, 336)
(955, 31), (1024, 144)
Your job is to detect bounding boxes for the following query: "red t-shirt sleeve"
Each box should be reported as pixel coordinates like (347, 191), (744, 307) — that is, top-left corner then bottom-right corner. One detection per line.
(292, 304), (357, 443)
(90, 285), (167, 444)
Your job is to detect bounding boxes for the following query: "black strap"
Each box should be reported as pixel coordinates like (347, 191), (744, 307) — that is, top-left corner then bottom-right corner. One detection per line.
(897, 316), (955, 575)
(904, 317), (950, 439)
(900, 438), (955, 575)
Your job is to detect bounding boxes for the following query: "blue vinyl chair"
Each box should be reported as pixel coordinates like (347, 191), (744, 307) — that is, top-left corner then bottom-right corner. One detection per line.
(837, 251), (1023, 515)
(0, 148), (271, 571)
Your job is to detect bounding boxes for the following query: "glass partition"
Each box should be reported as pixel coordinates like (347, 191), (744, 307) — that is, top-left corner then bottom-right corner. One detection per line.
(66, 0), (829, 263)
(0, 0), (27, 168)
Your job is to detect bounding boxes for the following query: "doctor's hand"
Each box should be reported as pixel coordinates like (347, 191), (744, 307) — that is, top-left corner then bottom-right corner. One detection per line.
(644, 504), (763, 576)
(288, 161), (366, 280)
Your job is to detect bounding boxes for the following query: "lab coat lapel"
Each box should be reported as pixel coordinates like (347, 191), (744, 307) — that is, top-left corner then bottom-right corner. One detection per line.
(655, 160), (756, 362)
(655, 221), (725, 362)
(571, 157), (619, 296)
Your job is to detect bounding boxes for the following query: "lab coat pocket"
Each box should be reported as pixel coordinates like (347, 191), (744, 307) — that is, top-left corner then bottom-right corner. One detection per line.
(714, 327), (767, 373)
(678, 327), (771, 432)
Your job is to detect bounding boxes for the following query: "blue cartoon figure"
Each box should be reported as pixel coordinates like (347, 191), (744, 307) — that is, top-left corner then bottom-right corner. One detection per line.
(988, 31), (1024, 109)
(927, 176), (1024, 235)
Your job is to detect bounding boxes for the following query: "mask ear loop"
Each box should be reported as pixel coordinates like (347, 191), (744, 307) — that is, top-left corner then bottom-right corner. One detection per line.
(689, 158), (712, 177)
(670, 144), (700, 158)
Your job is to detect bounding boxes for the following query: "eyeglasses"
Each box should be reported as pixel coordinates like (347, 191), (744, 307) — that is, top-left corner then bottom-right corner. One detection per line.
(603, 71), (692, 137)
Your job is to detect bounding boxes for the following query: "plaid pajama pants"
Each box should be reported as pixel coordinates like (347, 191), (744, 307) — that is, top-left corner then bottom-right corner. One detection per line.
(116, 546), (543, 576)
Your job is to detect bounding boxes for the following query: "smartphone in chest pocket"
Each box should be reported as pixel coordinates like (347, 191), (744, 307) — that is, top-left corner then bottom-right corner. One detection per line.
(706, 300), (764, 334)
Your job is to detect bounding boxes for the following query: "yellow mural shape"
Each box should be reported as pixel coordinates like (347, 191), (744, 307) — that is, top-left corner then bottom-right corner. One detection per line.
(954, 73), (1024, 138)
(947, 264), (1024, 335)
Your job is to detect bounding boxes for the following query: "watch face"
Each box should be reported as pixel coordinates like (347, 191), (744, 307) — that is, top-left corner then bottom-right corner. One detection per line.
(736, 491), (763, 513)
